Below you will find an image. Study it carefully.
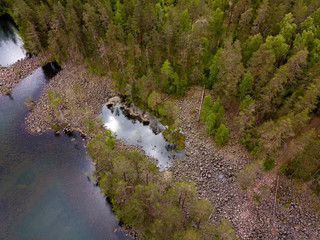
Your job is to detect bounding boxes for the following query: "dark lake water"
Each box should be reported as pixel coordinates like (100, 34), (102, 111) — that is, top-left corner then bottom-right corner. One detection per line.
(0, 68), (128, 240)
(0, 15), (26, 66)
(0, 17), (127, 240)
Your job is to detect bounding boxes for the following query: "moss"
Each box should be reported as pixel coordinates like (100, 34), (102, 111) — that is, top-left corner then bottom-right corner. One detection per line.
(252, 194), (261, 205)
(263, 157), (275, 171)
(163, 128), (185, 150)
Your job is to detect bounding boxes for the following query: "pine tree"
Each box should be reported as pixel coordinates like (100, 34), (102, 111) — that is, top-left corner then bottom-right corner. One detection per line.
(241, 33), (263, 66)
(279, 13), (297, 43)
(179, 9), (191, 32)
(215, 39), (244, 102)
(239, 71), (253, 100)
(190, 199), (214, 229)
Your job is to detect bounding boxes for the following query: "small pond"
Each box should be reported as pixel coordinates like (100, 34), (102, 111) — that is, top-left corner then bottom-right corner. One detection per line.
(100, 104), (185, 170)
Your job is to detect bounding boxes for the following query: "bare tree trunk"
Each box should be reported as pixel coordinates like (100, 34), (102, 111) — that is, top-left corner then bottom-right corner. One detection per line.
(198, 86), (205, 122)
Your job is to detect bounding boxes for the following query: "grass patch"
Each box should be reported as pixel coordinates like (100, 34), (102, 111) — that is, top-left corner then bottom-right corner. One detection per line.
(252, 194), (260, 205)
(263, 157), (274, 171)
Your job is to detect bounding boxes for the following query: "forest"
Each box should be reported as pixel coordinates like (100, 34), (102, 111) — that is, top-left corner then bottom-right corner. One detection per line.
(2, 0), (320, 238)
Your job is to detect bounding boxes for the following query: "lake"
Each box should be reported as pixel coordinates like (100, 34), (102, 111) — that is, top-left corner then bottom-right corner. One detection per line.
(0, 17), (128, 240)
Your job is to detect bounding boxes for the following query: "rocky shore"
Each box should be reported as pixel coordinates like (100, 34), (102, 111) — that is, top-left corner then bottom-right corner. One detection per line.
(24, 63), (151, 161)
(0, 56), (45, 95)
(170, 86), (320, 240)
(22, 63), (320, 239)
(25, 62), (116, 135)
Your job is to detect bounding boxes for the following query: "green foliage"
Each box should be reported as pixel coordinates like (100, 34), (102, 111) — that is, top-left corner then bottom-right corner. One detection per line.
(265, 35), (289, 63)
(285, 139), (320, 181)
(239, 132), (260, 156)
(211, 8), (225, 47)
(47, 90), (62, 109)
(201, 95), (225, 135)
(215, 123), (229, 146)
(105, 129), (115, 148)
(9, 0), (320, 232)
(201, 96), (229, 145)
(237, 160), (262, 190)
(163, 128), (185, 150)
(190, 198), (214, 229)
(160, 60), (186, 95)
(215, 218), (239, 240)
(50, 122), (60, 131)
(242, 34), (263, 66)
(24, 96), (35, 110)
(239, 71), (253, 100)
(205, 49), (221, 89)
(240, 95), (254, 111)
(174, 228), (204, 240)
(179, 9), (191, 32)
(83, 118), (98, 134)
(215, 40), (244, 102)
(147, 91), (162, 111)
(86, 133), (226, 239)
(279, 13), (297, 42)
(0, 0), (13, 15)
(262, 156), (275, 171)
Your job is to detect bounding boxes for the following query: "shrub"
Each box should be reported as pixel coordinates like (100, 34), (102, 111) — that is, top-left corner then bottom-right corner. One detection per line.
(105, 129), (115, 148)
(263, 156), (275, 171)
(215, 123), (229, 146)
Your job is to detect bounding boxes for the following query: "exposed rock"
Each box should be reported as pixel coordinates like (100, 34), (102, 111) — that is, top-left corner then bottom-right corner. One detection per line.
(0, 56), (46, 95)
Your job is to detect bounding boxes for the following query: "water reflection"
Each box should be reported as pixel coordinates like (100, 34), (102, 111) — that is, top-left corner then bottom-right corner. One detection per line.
(100, 105), (184, 169)
(0, 16), (26, 66)
(0, 68), (127, 239)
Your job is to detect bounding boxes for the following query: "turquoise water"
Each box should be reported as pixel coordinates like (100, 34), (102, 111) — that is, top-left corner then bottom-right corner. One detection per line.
(0, 17), (128, 239)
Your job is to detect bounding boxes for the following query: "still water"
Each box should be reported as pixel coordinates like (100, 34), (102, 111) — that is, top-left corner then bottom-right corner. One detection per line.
(100, 105), (184, 169)
(0, 15), (26, 66)
(0, 18), (127, 240)
(0, 67), (127, 240)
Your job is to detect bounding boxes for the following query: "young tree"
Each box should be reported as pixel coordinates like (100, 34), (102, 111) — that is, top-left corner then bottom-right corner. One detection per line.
(241, 34), (263, 66)
(179, 9), (191, 32)
(279, 13), (297, 43)
(147, 91), (162, 111)
(190, 199), (214, 229)
(239, 71), (253, 100)
(205, 49), (221, 89)
(215, 123), (229, 146)
(248, 43), (276, 95)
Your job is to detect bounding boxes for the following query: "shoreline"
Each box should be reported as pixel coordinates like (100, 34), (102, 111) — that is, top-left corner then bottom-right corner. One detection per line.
(21, 63), (320, 239)
(0, 56), (46, 95)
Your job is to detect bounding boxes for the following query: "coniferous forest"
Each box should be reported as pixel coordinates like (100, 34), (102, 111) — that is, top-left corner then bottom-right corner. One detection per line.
(2, 0), (320, 239)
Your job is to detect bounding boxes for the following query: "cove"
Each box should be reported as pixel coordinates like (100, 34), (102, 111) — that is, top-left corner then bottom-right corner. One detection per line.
(0, 67), (128, 240)
(0, 18), (128, 240)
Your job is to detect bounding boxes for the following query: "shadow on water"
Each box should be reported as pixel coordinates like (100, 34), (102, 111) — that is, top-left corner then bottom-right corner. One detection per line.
(0, 64), (128, 240)
(0, 15), (18, 43)
(0, 15), (26, 66)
